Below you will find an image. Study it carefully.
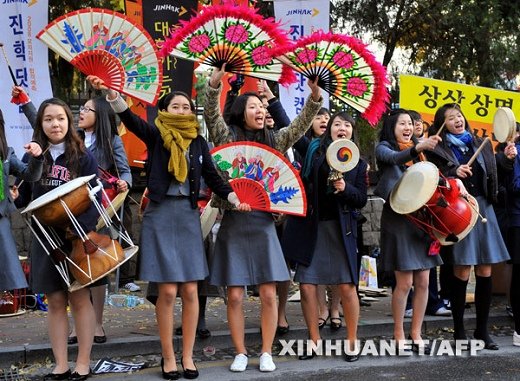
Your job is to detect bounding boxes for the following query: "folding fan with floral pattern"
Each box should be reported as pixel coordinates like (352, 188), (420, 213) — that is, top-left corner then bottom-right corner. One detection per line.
(160, 4), (296, 85)
(272, 31), (389, 125)
(37, 8), (163, 105)
(211, 142), (307, 216)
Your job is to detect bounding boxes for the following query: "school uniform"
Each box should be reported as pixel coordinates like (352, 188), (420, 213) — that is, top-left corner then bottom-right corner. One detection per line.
(283, 147), (368, 285)
(375, 141), (443, 271)
(426, 136), (510, 265)
(0, 148), (43, 290)
(203, 83), (323, 286)
(28, 149), (99, 294)
(110, 100), (235, 283)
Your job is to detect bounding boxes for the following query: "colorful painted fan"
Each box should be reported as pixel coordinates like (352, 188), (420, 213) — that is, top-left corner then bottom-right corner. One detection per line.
(37, 8), (162, 106)
(160, 4), (295, 85)
(211, 142), (307, 216)
(272, 31), (389, 125)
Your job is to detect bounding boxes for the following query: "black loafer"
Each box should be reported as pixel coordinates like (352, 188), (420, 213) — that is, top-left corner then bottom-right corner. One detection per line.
(181, 358), (199, 379)
(344, 353), (359, 362)
(43, 370), (71, 380)
(68, 369), (91, 381)
(276, 325), (290, 335)
(161, 358), (180, 380)
(197, 328), (211, 339)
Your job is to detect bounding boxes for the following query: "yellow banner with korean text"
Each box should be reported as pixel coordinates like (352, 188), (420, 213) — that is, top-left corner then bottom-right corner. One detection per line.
(399, 75), (520, 142)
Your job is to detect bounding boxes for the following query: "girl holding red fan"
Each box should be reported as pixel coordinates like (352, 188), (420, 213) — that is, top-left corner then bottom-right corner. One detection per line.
(204, 64), (323, 373)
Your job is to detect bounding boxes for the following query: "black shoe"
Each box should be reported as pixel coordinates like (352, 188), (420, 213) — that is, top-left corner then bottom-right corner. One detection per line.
(276, 325), (290, 335)
(197, 328), (211, 339)
(67, 336), (77, 345)
(298, 342), (316, 360)
(408, 336), (431, 355)
(330, 317), (342, 331)
(474, 332), (499, 350)
(43, 370), (71, 380)
(318, 313), (329, 329)
(68, 369), (91, 381)
(161, 358), (180, 380)
(181, 358), (199, 379)
(94, 327), (106, 344)
(344, 353), (359, 362)
(298, 352), (315, 360)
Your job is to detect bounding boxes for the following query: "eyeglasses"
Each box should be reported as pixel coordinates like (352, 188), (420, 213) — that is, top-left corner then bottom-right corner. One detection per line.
(80, 105), (96, 113)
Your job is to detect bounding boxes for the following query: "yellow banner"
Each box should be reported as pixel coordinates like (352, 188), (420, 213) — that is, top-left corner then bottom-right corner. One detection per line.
(399, 75), (520, 140)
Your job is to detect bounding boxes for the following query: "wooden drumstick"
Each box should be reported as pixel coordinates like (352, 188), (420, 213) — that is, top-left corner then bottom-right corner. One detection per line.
(434, 120), (446, 136)
(467, 137), (491, 166)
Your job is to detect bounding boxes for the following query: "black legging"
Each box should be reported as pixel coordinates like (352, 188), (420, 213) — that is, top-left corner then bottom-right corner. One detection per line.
(511, 264), (520, 334)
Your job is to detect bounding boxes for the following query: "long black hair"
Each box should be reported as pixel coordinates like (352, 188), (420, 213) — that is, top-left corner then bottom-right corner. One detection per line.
(429, 103), (472, 136)
(90, 96), (118, 168)
(318, 111), (357, 154)
(0, 109), (7, 160)
(33, 98), (85, 178)
(378, 108), (416, 150)
(228, 92), (275, 147)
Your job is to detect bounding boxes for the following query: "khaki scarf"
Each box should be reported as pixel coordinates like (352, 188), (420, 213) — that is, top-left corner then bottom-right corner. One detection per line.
(155, 112), (199, 183)
(397, 140), (425, 167)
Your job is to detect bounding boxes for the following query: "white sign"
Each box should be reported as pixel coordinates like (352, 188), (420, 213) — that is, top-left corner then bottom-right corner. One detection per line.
(273, 0), (330, 120)
(1, 0), (52, 157)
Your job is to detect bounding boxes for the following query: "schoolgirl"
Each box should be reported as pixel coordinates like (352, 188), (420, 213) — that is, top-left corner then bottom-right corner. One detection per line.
(203, 64), (322, 372)
(87, 74), (249, 380)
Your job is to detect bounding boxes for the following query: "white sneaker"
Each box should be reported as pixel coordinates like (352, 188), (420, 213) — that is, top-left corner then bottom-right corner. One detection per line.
(123, 282), (141, 292)
(433, 306), (452, 316)
(514, 331), (520, 347)
(404, 309), (413, 318)
(230, 353), (248, 372)
(259, 352), (276, 372)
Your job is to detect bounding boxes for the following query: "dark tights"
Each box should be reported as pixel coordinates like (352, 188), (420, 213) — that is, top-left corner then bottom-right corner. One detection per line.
(511, 264), (520, 334)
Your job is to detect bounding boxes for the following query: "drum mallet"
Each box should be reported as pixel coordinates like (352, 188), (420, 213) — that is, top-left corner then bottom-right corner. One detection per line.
(463, 195), (487, 224)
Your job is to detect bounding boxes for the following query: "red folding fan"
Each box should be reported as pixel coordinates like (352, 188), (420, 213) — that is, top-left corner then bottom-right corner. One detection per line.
(272, 31), (389, 125)
(37, 8), (163, 106)
(160, 4), (296, 86)
(211, 142), (307, 216)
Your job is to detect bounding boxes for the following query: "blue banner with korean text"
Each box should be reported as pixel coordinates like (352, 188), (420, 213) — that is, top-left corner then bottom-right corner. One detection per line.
(273, 0), (330, 120)
(1, 0), (52, 157)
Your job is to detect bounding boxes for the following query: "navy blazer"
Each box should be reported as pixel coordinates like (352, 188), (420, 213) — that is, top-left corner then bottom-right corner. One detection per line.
(282, 150), (368, 284)
(117, 109), (233, 207)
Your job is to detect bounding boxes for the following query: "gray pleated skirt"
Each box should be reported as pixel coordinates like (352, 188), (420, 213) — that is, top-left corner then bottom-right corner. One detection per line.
(295, 219), (353, 284)
(210, 210), (290, 286)
(138, 196), (208, 283)
(380, 203), (443, 271)
(0, 217), (28, 290)
(451, 196), (510, 265)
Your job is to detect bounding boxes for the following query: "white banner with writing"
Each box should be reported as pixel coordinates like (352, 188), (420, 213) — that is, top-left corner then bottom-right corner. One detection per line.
(273, 0), (329, 120)
(1, 0), (52, 157)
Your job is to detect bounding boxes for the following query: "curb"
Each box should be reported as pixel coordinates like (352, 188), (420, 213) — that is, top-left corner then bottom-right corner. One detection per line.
(0, 312), (511, 368)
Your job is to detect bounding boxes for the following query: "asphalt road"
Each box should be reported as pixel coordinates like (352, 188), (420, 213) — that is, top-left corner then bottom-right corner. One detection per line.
(20, 335), (518, 381)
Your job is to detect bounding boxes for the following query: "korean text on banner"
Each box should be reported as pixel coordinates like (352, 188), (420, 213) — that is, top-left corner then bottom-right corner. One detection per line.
(273, 0), (329, 120)
(1, 1), (52, 157)
(400, 75), (520, 141)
